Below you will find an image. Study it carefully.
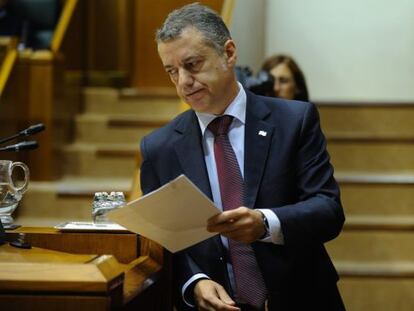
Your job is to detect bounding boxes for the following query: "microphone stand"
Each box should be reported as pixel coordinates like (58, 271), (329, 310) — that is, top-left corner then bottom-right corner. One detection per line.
(0, 123), (45, 146)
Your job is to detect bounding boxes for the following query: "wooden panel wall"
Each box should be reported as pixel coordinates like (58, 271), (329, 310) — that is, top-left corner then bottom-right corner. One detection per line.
(132, 0), (223, 89)
(61, 0), (133, 86)
(61, 0), (225, 88)
(85, 0), (132, 72)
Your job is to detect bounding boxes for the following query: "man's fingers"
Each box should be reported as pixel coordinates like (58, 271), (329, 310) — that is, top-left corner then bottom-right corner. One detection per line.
(207, 207), (265, 243)
(207, 207), (251, 230)
(208, 212), (256, 232)
(194, 280), (240, 311)
(207, 296), (240, 311)
(216, 284), (237, 306)
(207, 219), (237, 233)
(208, 209), (240, 226)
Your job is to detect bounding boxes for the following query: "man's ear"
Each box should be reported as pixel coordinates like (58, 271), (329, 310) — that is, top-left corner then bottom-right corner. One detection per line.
(223, 39), (237, 66)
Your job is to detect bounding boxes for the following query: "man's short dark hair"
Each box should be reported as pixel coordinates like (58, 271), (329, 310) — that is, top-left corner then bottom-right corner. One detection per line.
(156, 2), (231, 54)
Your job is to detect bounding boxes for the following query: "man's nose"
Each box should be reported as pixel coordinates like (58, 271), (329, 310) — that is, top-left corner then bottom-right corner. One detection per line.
(178, 69), (194, 87)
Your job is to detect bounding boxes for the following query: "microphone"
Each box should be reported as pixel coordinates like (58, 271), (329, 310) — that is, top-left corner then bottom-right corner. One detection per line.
(0, 123), (45, 145)
(0, 141), (39, 152)
(19, 123), (45, 137)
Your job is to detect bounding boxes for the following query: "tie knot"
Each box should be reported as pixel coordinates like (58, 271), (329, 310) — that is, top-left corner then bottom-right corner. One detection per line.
(208, 115), (234, 137)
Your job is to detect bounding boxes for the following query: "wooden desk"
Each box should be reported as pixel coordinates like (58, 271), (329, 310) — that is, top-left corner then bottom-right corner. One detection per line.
(0, 228), (169, 310)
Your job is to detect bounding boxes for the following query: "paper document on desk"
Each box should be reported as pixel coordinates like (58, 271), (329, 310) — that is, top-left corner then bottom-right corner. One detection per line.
(107, 174), (220, 253)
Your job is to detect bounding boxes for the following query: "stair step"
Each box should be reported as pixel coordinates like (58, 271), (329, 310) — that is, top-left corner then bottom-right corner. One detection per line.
(335, 172), (414, 216)
(75, 114), (170, 143)
(344, 215), (414, 231)
(119, 86), (178, 98)
(327, 216), (414, 262)
(336, 260), (414, 311)
(83, 87), (182, 115)
(328, 140), (414, 171)
(62, 143), (139, 178)
(318, 102), (414, 139)
(336, 260), (414, 278)
(326, 229), (414, 261)
(336, 172), (414, 184)
(335, 260), (414, 311)
(55, 177), (131, 195)
(339, 278), (414, 311)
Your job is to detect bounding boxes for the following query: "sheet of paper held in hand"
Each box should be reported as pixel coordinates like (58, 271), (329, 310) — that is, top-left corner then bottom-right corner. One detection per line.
(107, 174), (220, 253)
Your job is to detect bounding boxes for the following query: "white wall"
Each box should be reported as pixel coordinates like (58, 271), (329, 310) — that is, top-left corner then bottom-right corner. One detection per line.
(265, 0), (414, 102)
(230, 0), (414, 102)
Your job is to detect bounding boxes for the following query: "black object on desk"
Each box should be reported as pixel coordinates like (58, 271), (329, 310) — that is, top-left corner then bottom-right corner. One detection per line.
(9, 232), (31, 249)
(0, 220), (5, 244)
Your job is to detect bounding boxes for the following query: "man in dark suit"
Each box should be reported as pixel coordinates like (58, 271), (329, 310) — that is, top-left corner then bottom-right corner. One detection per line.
(140, 3), (345, 311)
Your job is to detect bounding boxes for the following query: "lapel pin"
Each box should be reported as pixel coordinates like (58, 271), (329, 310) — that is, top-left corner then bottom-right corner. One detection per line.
(258, 130), (267, 137)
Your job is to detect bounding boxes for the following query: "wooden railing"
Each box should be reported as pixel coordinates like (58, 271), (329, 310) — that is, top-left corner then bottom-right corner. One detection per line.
(0, 37), (18, 98)
(51, 0), (78, 53)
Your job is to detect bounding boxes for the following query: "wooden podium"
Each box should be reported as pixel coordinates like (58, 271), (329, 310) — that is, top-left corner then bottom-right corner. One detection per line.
(0, 227), (170, 310)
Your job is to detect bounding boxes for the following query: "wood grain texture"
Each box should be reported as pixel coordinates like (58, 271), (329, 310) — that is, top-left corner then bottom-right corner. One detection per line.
(8, 227), (139, 264)
(0, 295), (110, 311)
(1, 227), (166, 309)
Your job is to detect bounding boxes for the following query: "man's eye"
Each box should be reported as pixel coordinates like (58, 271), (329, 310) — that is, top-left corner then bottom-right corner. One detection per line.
(167, 69), (178, 76)
(186, 60), (202, 71)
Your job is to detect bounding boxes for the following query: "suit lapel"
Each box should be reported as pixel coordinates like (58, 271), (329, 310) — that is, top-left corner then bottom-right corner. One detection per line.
(173, 111), (224, 256)
(244, 92), (274, 208)
(173, 111), (213, 200)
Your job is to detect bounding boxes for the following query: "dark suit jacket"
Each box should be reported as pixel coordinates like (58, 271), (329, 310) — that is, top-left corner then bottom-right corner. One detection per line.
(140, 90), (345, 310)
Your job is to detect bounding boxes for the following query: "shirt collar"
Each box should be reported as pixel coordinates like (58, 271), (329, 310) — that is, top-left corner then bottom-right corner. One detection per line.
(195, 82), (246, 135)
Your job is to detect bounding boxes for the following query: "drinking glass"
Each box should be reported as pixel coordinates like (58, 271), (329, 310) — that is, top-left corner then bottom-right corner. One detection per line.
(0, 160), (29, 229)
(92, 191), (125, 223)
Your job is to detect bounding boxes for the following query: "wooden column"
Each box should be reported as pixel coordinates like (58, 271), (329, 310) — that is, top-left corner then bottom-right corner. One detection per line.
(27, 52), (56, 179)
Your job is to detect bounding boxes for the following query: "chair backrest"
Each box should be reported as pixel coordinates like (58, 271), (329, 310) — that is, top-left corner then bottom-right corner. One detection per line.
(9, 0), (61, 49)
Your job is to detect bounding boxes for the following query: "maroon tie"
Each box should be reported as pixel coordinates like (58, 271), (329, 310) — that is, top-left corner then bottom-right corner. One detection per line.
(208, 115), (267, 308)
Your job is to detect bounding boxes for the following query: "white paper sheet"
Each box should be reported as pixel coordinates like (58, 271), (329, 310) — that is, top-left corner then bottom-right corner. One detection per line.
(54, 221), (128, 232)
(107, 174), (220, 253)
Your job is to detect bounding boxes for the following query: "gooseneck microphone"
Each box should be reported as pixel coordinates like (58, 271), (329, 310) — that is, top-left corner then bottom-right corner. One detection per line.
(0, 123), (45, 146)
(0, 141), (39, 152)
(18, 123), (46, 137)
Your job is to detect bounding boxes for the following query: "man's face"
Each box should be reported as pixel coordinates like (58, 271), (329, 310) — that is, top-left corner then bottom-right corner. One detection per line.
(158, 27), (238, 114)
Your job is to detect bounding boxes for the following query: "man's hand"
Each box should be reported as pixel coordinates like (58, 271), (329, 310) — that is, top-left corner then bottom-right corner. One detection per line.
(207, 207), (265, 243)
(194, 279), (240, 311)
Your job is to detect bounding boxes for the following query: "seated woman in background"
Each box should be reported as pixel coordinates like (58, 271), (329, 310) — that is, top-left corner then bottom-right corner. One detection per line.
(261, 54), (309, 101)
